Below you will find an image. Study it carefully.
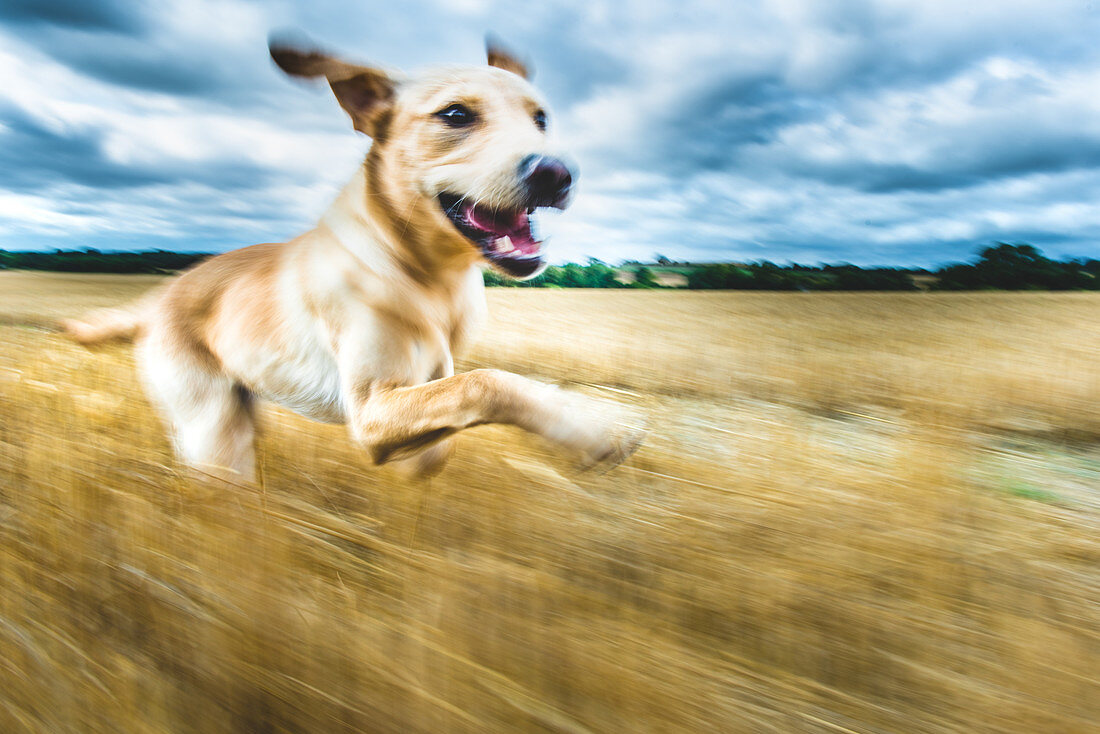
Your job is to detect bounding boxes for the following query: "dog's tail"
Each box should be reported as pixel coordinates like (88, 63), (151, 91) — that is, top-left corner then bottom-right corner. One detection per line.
(61, 286), (165, 346)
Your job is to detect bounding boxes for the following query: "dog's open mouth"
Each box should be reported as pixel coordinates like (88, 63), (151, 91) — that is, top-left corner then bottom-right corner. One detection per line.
(438, 194), (547, 279)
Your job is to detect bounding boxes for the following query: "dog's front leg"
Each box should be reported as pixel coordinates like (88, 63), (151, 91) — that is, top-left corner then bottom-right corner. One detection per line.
(349, 369), (643, 470)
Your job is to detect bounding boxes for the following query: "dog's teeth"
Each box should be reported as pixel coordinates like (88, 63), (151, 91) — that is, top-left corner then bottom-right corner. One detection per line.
(494, 236), (514, 254)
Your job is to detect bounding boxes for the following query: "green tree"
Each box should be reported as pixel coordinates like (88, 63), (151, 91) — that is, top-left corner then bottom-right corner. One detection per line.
(933, 243), (1098, 290)
(632, 266), (659, 288)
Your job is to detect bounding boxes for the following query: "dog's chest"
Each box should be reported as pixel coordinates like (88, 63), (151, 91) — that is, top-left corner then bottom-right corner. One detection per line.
(241, 308), (462, 425)
(245, 330), (347, 424)
(243, 261), (483, 424)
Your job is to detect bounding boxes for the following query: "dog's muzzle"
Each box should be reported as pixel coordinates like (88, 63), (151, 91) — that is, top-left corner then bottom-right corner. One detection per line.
(438, 156), (577, 280)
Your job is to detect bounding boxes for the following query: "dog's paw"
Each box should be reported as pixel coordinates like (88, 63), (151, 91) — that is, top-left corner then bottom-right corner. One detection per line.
(536, 386), (649, 473)
(577, 418), (648, 473)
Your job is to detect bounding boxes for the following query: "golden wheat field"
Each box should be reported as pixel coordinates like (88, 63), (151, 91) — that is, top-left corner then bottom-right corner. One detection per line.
(1, 270), (1098, 733)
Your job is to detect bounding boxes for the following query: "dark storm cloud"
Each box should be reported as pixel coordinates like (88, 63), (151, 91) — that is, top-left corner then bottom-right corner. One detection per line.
(46, 43), (234, 96)
(763, 135), (1100, 195)
(0, 0), (147, 34)
(509, 27), (632, 105)
(580, 41), (1100, 197)
(759, 0), (1098, 96)
(933, 130), (1100, 184)
(0, 106), (283, 193)
(0, 106), (165, 190)
(729, 104), (1100, 197)
(9, 23), (275, 101)
(663, 77), (819, 174)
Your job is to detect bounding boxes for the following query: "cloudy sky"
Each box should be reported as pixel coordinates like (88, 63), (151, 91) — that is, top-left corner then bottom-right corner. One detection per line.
(1, 0), (1099, 267)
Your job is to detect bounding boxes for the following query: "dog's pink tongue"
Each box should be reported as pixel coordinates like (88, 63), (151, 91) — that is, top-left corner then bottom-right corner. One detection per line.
(506, 228), (540, 255)
(466, 203), (528, 236)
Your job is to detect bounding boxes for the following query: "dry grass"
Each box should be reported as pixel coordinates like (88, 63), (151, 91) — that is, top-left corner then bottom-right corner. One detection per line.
(0, 271), (1098, 733)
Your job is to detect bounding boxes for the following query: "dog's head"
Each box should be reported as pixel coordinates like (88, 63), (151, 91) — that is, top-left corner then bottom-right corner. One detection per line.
(270, 37), (574, 280)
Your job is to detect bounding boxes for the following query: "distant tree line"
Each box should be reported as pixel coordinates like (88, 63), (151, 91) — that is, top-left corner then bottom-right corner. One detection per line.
(686, 262), (919, 291)
(2, 243), (1098, 290)
(486, 260), (923, 290)
(0, 249), (208, 273)
(931, 244), (1100, 290)
(687, 244), (1099, 291)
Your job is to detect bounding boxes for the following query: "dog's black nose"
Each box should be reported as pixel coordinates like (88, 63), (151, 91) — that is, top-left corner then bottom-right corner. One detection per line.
(519, 154), (574, 208)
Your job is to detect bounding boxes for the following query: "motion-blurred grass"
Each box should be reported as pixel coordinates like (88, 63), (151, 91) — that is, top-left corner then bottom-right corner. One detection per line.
(0, 271), (1098, 733)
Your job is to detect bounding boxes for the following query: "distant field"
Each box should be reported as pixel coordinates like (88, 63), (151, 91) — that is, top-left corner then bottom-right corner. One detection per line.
(1, 271), (1098, 733)
(614, 265), (690, 287)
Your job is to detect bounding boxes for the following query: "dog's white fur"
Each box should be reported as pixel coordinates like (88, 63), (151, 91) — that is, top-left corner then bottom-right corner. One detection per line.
(64, 39), (644, 481)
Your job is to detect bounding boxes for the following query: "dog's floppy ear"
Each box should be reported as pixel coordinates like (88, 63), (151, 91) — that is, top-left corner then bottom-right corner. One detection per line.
(269, 39), (396, 139)
(486, 35), (531, 80)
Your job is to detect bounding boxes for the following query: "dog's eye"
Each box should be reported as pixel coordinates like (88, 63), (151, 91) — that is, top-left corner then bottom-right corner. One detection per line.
(436, 103), (476, 127)
(533, 109), (547, 131)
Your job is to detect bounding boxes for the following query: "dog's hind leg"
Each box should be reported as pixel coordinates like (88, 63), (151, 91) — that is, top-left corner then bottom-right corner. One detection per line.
(138, 335), (258, 483)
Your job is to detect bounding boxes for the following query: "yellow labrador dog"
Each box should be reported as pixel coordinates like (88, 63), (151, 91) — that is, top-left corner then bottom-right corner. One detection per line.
(64, 38), (644, 482)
